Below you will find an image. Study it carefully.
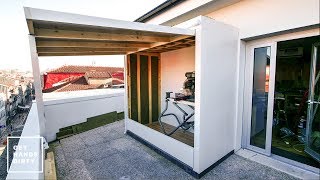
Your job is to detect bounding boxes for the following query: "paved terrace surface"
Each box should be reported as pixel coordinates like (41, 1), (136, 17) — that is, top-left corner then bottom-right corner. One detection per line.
(51, 120), (298, 180)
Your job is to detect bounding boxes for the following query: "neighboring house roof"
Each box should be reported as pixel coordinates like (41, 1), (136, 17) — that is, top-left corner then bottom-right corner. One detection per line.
(85, 71), (112, 78)
(43, 65), (124, 92)
(52, 76), (81, 87)
(44, 76), (103, 93)
(111, 72), (124, 80)
(134, 0), (186, 23)
(112, 78), (124, 85)
(48, 65), (123, 74)
(55, 76), (102, 92)
(0, 77), (15, 87)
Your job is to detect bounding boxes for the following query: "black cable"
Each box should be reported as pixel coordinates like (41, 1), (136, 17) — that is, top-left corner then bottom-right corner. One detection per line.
(158, 98), (194, 136)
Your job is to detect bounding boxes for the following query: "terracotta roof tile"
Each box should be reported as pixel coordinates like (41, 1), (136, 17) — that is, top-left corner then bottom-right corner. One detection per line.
(44, 65), (124, 92)
(59, 76), (81, 83)
(0, 77), (15, 86)
(85, 71), (112, 78)
(55, 76), (102, 92)
(43, 76), (83, 93)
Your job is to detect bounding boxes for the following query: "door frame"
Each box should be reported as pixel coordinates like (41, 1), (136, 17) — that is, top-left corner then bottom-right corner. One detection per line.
(244, 42), (277, 156)
(241, 28), (320, 169)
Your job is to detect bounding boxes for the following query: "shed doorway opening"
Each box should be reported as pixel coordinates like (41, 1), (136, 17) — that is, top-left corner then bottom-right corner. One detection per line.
(127, 44), (196, 147)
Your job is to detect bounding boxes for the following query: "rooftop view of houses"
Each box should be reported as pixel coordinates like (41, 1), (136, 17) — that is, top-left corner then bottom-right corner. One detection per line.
(42, 65), (124, 93)
(0, 69), (34, 155)
(0, 69), (34, 118)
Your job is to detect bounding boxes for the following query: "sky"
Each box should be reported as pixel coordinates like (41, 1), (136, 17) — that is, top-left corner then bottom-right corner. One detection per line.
(0, 0), (166, 72)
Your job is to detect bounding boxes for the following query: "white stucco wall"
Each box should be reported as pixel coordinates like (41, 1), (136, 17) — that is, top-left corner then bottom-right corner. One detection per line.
(43, 89), (124, 142)
(206, 0), (320, 39)
(160, 46), (195, 133)
(146, 0), (319, 39)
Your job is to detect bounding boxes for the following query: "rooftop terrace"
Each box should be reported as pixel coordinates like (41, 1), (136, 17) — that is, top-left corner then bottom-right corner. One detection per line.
(50, 120), (298, 180)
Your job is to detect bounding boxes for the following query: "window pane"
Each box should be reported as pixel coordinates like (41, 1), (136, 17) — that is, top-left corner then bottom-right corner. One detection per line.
(250, 47), (271, 149)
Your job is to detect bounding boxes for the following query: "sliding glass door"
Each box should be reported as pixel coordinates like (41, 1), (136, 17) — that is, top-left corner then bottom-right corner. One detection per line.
(306, 42), (320, 162)
(245, 43), (277, 155)
(244, 32), (320, 171)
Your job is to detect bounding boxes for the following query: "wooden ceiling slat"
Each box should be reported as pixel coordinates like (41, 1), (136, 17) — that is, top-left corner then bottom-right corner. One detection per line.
(144, 36), (195, 53)
(34, 28), (171, 42)
(37, 47), (138, 53)
(35, 30), (195, 56)
(36, 40), (151, 48)
(130, 35), (193, 54)
(38, 52), (126, 56)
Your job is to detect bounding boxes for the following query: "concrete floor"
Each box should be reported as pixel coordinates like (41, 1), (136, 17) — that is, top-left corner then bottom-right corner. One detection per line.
(50, 120), (298, 180)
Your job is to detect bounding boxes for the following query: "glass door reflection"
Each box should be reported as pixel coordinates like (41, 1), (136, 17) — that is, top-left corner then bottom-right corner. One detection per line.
(306, 42), (320, 162)
(250, 47), (271, 149)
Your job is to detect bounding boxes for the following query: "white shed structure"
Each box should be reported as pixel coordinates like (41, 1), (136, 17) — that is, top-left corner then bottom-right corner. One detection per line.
(25, 7), (238, 177)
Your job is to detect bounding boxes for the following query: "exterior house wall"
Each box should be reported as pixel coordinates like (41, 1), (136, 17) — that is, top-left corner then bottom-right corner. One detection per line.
(205, 0), (320, 39)
(0, 85), (9, 95)
(143, 0), (239, 25)
(43, 89), (124, 142)
(146, 0), (319, 40)
(0, 98), (6, 131)
(88, 78), (112, 85)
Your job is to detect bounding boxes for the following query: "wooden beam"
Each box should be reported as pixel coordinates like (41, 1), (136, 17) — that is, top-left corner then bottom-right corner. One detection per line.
(36, 40), (151, 48)
(38, 52), (126, 56)
(27, 20), (35, 35)
(137, 55), (141, 123)
(149, 38), (195, 51)
(148, 55), (152, 124)
(158, 56), (161, 116)
(34, 28), (171, 42)
(130, 35), (193, 54)
(29, 35), (46, 135)
(45, 152), (57, 180)
(127, 55), (131, 119)
(37, 47), (138, 53)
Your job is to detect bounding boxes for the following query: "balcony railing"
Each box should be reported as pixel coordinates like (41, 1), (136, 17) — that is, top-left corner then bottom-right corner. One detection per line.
(6, 101), (43, 179)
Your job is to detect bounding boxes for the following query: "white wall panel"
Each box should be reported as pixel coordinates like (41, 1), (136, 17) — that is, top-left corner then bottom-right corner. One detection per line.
(194, 16), (239, 173)
(160, 47), (195, 133)
(44, 91), (124, 142)
(126, 119), (194, 167)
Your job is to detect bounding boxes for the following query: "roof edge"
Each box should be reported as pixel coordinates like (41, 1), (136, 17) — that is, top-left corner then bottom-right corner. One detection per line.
(134, 0), (187, 23)
(23, 7), (194, 36)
